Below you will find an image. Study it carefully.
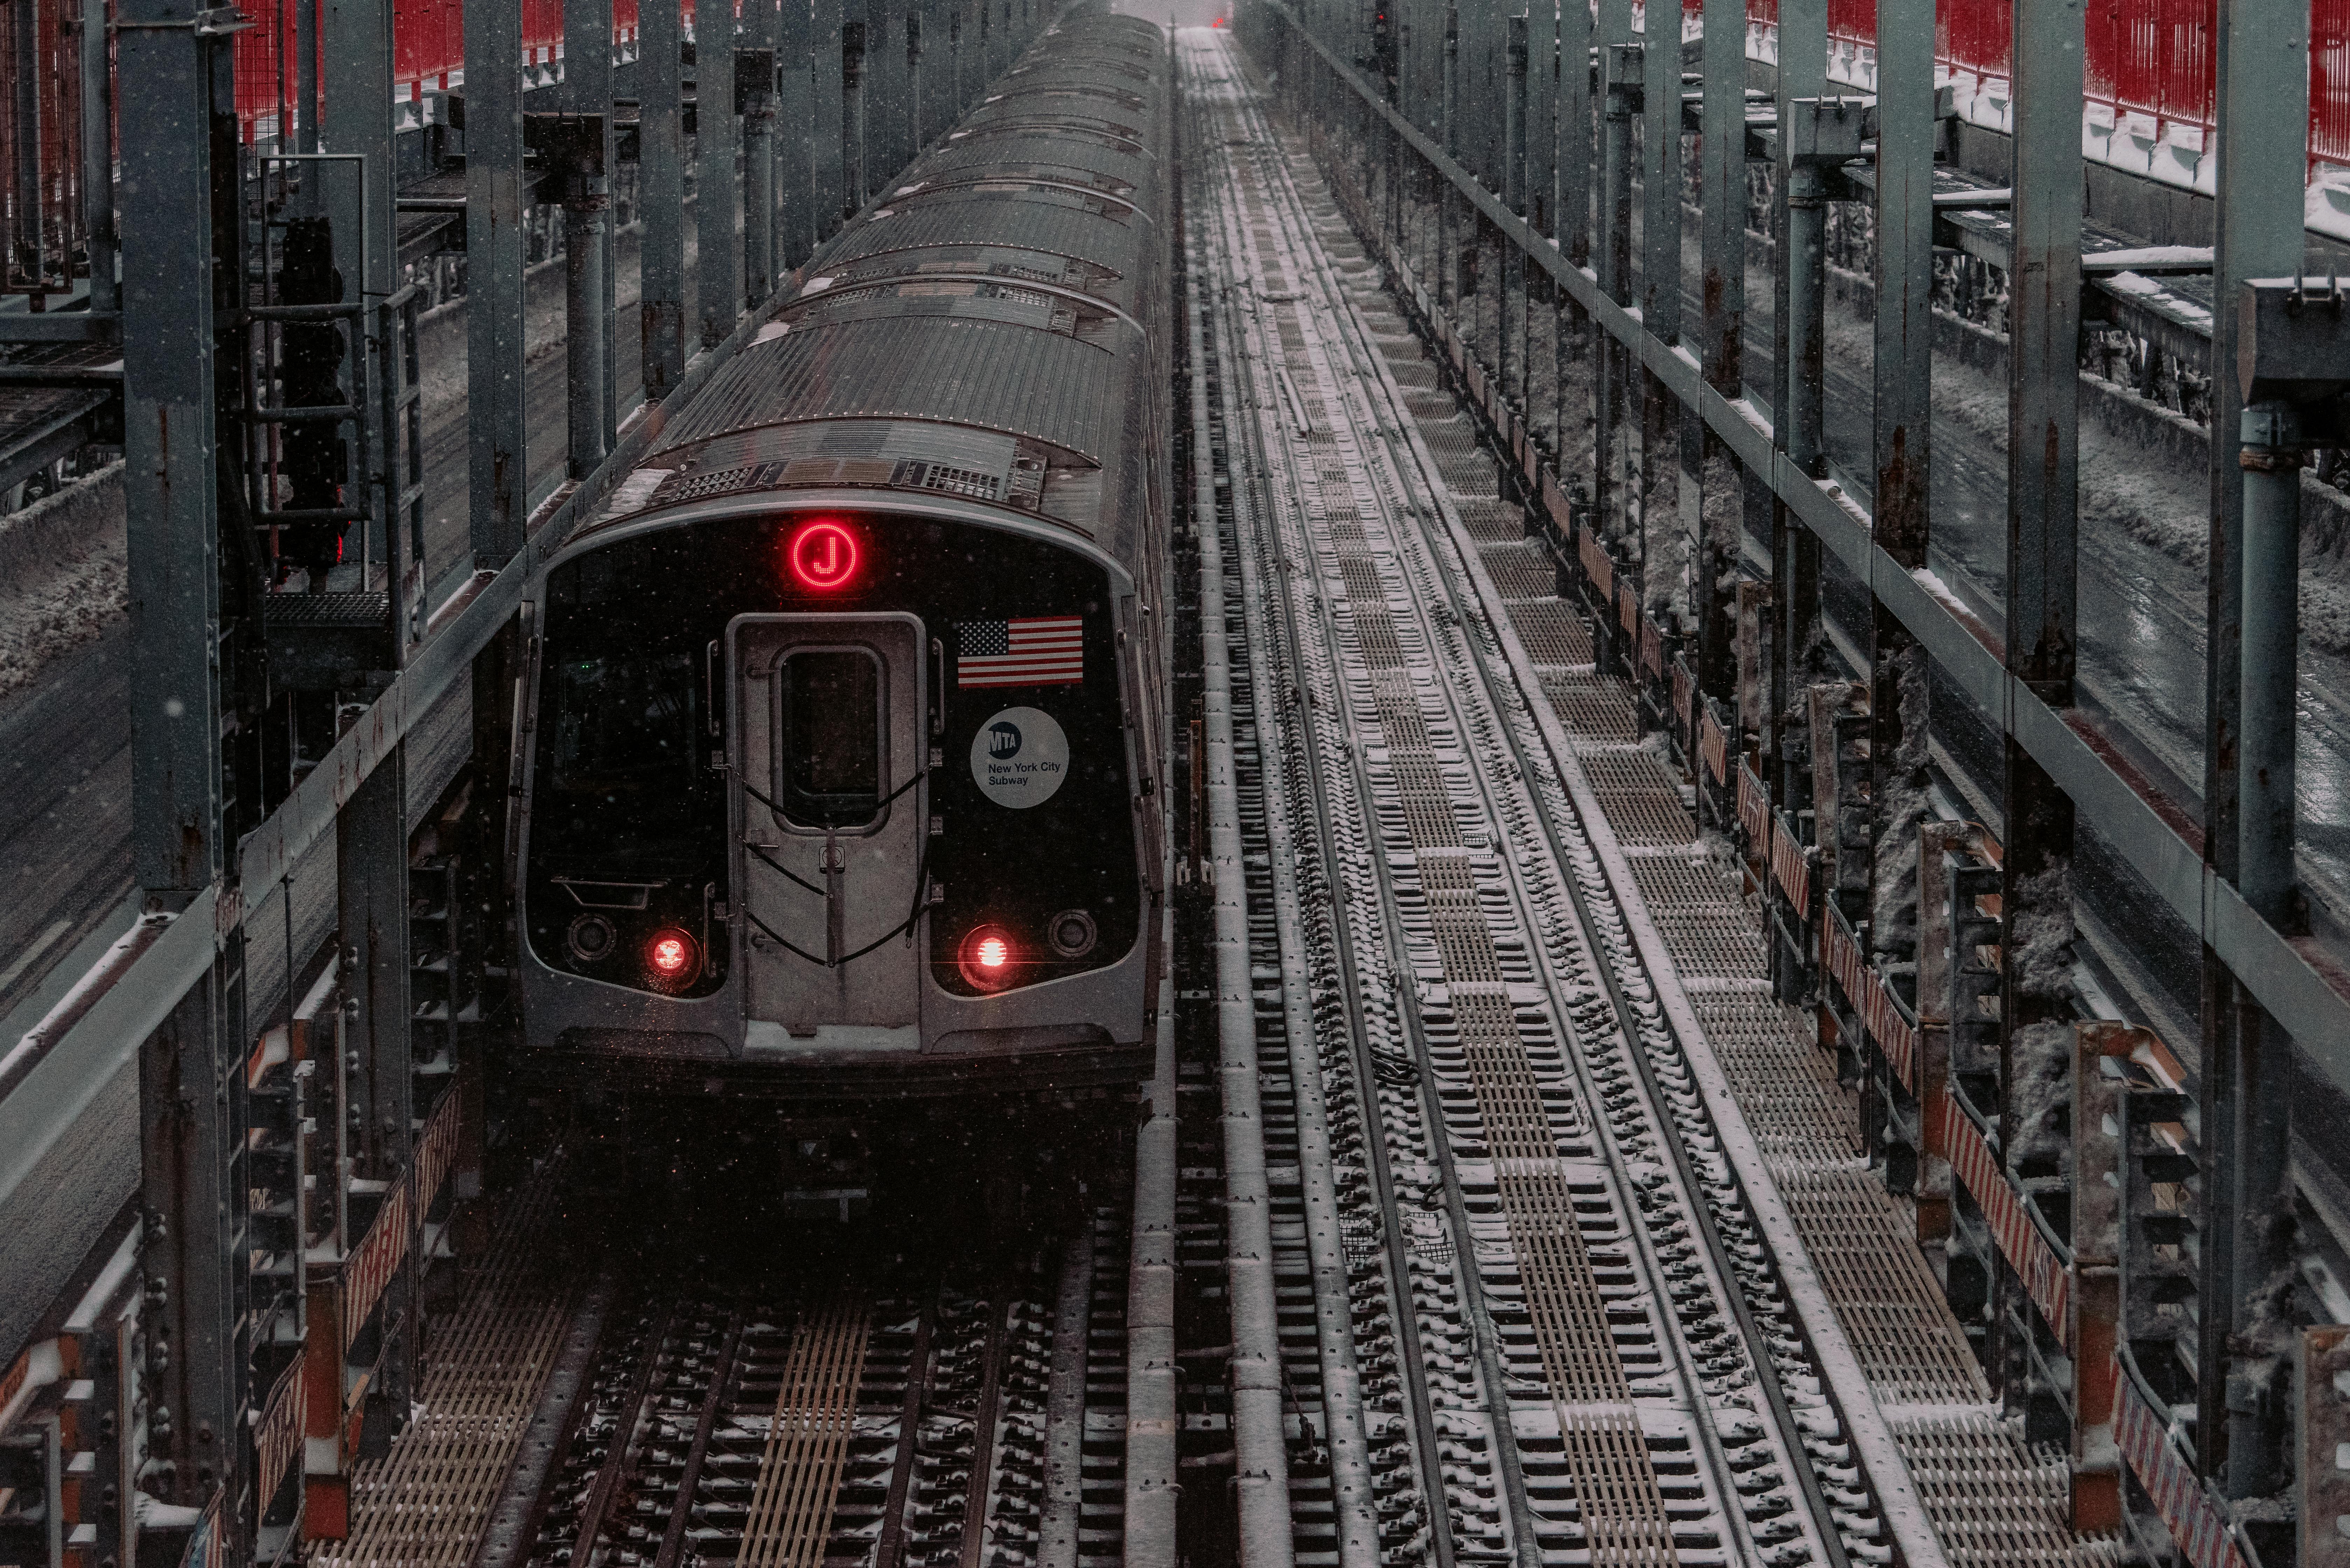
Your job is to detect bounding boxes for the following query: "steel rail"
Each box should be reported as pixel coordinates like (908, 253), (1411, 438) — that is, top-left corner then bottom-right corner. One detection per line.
(1188, 53), (1475, 1567)
(1247, 0), (2350, 1101)
(1181, 75), (1380, 1564)
(1121, 902), (1180, 1568)
(1185, 150), (1304, 1568)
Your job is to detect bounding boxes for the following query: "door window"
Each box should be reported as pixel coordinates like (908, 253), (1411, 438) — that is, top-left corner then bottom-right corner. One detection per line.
(776, 646), (887, 827)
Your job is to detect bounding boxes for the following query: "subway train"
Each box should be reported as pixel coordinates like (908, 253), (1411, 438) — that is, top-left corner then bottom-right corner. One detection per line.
(512, 6), (1173, 1101)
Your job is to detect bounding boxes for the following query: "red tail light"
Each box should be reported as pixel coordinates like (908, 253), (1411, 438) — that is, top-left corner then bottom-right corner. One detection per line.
(958, 925), (1019, 992)
(645, 929), (700, 989)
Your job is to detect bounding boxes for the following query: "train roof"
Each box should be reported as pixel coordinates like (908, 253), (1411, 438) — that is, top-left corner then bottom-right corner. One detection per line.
(565, 9), (1173, 572)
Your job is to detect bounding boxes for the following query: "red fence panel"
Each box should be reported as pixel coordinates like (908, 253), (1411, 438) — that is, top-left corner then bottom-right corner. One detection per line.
(2317, 0), (2350, 169)
(1827, 0), (1872, 49)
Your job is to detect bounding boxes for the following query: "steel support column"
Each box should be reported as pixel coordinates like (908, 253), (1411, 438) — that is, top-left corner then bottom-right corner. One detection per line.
(122, 0), (228, 897)
(1501, 15), (1525, 405)
(639, 0), (686, 397)
(139, 967), (252, 1545)
(325, 0), (395, 324)
(564, 0), (616, 474)
(697, 5), (743, 345)
(338, 737), (413, 1416)
(814, 0), (846, 237)
(1693, 0), (1743, 699)
(1595, 33), (1633, 553)
(78, 0), (113, 315)
(742, 0), (779, 303)
(1999, 0), (2083, 1423)
(843, 18), (868, 216)
(1525, 0), (1553, 236)
(468, 0), (529, 551)
(1637, 0), (1679, 615)
(2199, 0), (2313, 1505)
(1769, 0), (1825, 816)
(1553, 0), (1590, 469)
(1868, 0), (1933, 979)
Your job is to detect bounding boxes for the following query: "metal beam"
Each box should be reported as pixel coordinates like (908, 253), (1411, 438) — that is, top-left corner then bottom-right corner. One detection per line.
(120, 0), (226, 898)
(640, 0), (686, 395)
(2201, 0), (2314, 1504)
(697, 0), (743, 345)
(467, 0), (529, 561)
(1694, 0), (1743, 697)
(565, 0), (617, 465)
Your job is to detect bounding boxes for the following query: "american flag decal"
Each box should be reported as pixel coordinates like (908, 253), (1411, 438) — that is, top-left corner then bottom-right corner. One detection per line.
(958, 616), (1085, 688)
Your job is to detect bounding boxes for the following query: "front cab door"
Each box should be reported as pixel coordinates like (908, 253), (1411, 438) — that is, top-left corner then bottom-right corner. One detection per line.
(729, 612), (928, 1046)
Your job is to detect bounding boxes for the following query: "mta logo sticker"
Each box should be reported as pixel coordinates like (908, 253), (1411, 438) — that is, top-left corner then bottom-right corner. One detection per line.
(970, 706), (1069, 808)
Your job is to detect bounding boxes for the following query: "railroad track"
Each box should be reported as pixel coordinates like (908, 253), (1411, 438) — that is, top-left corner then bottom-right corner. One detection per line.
(320, 1162), (1130, 1568)
(1181, 29), (1938, 1568)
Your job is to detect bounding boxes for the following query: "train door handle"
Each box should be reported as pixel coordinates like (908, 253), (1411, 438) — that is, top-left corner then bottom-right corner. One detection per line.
(931, 636), (945, 735)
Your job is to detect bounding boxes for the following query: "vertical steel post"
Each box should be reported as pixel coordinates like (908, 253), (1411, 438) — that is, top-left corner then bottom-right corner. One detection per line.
(14, 0), (43, 295)
(1767, 0), (1822, 814)
(468, 0), (529, 555)
(905, 8), (923, 158)
(1437, 5), (1456, 312)
(1595, 37), (1633, 550)
(1557, 0), (1589, 265)
(864, 0), (897, 181)
(79, 0), (113, 314)
(1637, 0), (1680, 611)
(1554, 0), (1590, 469)
(566, 0), (616, 473)
(1526, 0), (1553, 236)
(1502, 15), (1526, 406)
(122, 0), (225, 896)
(743, 0), (779, 303)
(2239, 402), (2304, 927)
(1693, 0), (1742, 698)
(843, 18), (868, 215)
(639, 0), (686, 396)
(698, 2), (744, 345)
(338, 747), (413, 1413)
(2199, 0), (2311, 1498)
(140, 974), (251, 1538)
(813, 0), (845, 236)
(1869, 0), (1933, 973)
(2000, 0), (2082, 1420)
(326, 0), (396, 565)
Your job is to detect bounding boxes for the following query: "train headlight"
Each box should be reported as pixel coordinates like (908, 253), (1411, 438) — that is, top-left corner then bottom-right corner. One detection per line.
(958, 925), (1020, 992)
(644, 928), (701, 990)
(1047, 908), (1097, 959)
(566, 913), (618, 964)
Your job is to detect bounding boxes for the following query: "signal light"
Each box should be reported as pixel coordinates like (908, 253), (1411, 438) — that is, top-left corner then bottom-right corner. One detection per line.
(958, 925), (1020, 992)
(786, 518), (862, 591)
(644, 928), (700, 989)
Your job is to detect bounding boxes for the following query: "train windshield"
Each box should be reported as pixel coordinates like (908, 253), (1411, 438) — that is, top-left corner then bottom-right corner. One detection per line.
(779, 648), (886, 827)
(536, 644), (710, 872)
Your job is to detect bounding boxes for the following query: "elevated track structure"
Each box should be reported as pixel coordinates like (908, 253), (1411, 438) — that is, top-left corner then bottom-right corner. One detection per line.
(8, 0), (2350, 1566)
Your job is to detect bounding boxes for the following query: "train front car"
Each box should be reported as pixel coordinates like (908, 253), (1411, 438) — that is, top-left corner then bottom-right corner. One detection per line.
(514, 10), (1172, 1099)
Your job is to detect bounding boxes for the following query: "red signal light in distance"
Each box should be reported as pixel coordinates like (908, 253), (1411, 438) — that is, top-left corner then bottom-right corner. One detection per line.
(787, 519), (862, 591)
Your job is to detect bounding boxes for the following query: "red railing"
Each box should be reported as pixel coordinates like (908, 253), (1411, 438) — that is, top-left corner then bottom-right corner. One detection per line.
(1737, 0), (2350, 181)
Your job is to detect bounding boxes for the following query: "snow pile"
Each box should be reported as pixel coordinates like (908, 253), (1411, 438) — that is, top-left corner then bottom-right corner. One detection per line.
(0, 464), (126, 700)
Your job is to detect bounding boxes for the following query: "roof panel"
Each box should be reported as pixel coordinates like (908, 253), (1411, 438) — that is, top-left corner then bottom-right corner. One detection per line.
(651, 315), (1121, 464)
